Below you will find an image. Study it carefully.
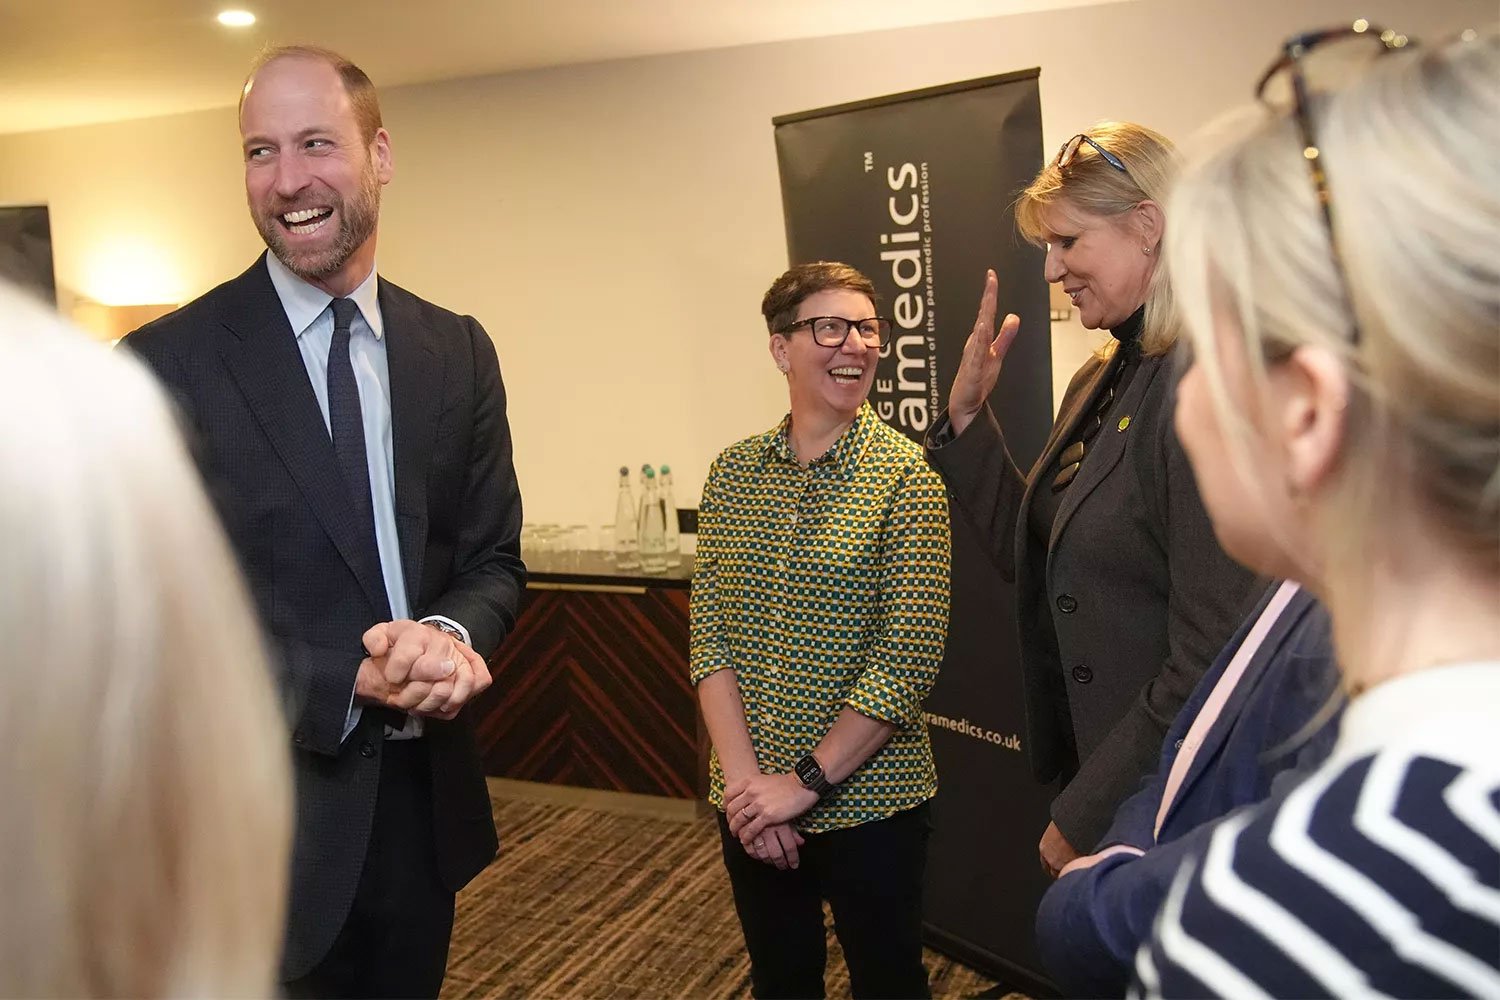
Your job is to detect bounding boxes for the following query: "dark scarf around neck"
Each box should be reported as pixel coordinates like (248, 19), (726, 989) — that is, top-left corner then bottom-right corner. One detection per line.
(1110, 305), (1146, 362)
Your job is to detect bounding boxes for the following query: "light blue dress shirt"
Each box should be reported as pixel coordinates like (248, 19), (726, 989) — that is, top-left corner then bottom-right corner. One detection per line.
(264, 253), (467, 739)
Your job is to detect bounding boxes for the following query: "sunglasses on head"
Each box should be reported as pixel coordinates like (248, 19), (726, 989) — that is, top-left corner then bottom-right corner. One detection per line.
(1055, 133), (1129, 175)
(1255, 20), (1412, 345)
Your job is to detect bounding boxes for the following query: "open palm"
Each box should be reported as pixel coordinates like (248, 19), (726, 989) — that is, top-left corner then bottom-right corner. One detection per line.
(948, 268), (1022, 435)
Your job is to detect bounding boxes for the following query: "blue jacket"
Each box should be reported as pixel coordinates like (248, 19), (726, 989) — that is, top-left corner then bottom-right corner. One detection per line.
(1035, 582), (1340, 997)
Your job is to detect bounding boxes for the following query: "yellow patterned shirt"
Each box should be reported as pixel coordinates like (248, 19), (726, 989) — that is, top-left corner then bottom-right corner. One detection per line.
(690, 402), (951, 833)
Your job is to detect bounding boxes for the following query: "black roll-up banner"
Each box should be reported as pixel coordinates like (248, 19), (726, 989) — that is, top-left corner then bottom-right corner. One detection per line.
(774, 71), (1060, 996)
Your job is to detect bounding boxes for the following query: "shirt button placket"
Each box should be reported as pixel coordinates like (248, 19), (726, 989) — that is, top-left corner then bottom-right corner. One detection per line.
(780, 551), (792, 629)
(776, 475), (807, 662)
(772, 479), (791, 646)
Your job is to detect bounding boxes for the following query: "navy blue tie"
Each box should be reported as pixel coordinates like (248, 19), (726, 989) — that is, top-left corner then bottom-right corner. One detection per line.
(328, 299), (377, 536)
(329, 299), (402, 732)
(327, 299), (386, 609)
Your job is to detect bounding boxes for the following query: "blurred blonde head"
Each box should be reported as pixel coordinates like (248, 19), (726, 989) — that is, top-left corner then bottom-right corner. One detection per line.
(1017, 120), (1181, 354)
(1168, 29), (1500, 595)
(0, 281), (292, 996)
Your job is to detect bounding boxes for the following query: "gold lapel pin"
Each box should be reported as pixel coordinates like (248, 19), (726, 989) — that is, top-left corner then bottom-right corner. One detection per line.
(1117, 415), (1131, 432)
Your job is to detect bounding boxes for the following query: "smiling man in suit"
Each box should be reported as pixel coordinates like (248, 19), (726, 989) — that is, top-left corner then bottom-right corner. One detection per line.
(123, 46), (525, 998)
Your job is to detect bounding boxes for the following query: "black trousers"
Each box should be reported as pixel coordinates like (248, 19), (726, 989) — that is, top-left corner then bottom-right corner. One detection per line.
(718, 802), (933, 1000)
(285, 739), (456, 1000)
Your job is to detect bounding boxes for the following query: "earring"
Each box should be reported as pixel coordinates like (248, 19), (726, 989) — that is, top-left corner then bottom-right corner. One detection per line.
(777, 361), (789, 374)
(1143, 244), (1154, 255)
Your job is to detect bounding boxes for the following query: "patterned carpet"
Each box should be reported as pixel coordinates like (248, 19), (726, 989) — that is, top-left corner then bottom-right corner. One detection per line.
(442, 792), (1015, 999)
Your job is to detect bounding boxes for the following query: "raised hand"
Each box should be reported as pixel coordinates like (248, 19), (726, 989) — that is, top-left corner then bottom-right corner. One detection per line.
(947, 269), (1022, 436)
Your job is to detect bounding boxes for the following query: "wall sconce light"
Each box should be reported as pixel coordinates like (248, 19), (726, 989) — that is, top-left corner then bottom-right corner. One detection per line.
(72, 300), (179, 345)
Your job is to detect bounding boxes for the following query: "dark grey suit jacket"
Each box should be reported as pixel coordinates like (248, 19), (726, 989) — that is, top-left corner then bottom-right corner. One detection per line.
(124, 256), (525, 979)
(928, 347), (1259, 850)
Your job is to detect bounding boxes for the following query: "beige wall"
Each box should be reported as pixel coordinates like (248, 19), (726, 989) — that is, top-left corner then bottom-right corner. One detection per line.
(0, 0), (1485, 525)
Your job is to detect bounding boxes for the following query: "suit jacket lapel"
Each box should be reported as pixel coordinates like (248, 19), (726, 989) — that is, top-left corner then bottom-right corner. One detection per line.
(1049, 353), (1161, 553)
(381, 280), (440, 612)
(1013, 354), (1117, 587)
(216, 255), (391, 615)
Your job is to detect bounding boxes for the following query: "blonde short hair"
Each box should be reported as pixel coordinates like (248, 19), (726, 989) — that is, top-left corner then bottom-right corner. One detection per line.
(1168, 29), (1500, 578)
(1016, 121), (1181, 355)
(0, 282), (292, 995)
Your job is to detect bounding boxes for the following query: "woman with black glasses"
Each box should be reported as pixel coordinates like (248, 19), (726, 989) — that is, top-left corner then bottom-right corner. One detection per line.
(925, 121), (1261, 876)
(692, 262), (952, 998)
(1132, 24), (1498, 997)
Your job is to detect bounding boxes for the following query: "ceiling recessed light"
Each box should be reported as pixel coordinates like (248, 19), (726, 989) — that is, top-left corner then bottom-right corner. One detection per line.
(217, 10), (256, 27)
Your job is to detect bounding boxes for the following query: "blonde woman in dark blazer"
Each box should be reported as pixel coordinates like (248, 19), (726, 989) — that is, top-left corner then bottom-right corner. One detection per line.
(926, 122), (1261, 875)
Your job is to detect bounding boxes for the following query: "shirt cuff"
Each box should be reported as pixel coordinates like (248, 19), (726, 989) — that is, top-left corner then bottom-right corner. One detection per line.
(690, 650), (735, 685)
(341, 696), (361, 742)
(420, 614), (471, 647)
(845, 668), (923, 726)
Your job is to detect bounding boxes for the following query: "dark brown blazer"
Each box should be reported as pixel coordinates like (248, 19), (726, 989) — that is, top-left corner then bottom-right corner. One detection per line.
(928, 346), (1260, 850)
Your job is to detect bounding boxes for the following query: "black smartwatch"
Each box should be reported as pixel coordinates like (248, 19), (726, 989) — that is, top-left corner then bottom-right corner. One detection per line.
(794, 753), (833, 797)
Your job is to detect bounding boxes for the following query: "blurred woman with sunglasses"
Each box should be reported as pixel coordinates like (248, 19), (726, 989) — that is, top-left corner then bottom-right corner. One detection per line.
(927, 123), (1261, 875)
(1132, 25), (1499, 997)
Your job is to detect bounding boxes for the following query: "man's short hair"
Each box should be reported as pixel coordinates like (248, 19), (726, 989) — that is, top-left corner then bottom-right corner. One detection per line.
(239, 45), (383, 144)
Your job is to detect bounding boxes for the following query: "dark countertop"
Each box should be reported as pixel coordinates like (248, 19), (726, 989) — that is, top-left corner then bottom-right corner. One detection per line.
(522, 548), (693, 590)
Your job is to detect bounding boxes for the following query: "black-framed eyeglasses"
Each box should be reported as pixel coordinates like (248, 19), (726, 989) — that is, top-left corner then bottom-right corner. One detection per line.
(1256, 20), (1412, 345)
(779, 316), (892, 348)
(1055, 133), (1129, 175)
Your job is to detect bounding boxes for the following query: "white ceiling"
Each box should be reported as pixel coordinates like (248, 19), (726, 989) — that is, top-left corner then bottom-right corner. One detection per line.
(0, 0), (1129, 136)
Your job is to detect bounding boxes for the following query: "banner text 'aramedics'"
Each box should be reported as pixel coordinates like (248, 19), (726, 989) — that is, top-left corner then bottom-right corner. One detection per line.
(872, 160), (938, 435)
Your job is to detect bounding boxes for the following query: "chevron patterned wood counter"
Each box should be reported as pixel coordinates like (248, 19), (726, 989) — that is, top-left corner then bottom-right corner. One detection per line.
(470, 552), (705, 800)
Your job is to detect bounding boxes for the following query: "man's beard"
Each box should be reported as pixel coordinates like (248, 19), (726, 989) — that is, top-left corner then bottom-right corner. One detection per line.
(253, 163), (381, 281)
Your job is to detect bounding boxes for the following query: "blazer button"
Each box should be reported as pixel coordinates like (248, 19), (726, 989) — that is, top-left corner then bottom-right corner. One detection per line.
(359, 740), (376, 759)
(292, 729), (306, 746)
(1056, 594), (1078, 614)
(1071, 664), (1093, 684)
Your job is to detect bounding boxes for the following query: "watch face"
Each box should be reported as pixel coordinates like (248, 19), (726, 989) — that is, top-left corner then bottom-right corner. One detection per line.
(796, 755), (822, 784)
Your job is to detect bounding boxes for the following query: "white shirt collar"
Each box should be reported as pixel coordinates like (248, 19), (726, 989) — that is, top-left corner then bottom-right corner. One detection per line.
(263, 251), (384, 341)
(1335, 660), (1500, 770)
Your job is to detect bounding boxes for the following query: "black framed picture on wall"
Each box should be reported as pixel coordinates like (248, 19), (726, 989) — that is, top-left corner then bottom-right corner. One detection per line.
(0, 205), (57, 307)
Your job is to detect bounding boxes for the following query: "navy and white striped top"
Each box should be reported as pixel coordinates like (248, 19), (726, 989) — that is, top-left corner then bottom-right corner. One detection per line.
(1130, 662), (1500, 999)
